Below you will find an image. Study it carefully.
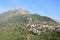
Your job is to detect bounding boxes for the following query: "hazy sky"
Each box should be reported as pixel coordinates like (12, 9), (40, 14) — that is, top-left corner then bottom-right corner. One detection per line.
(0, 0), (60, 19)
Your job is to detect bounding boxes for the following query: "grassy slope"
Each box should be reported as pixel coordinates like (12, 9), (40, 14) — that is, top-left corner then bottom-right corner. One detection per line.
(0, 25), (60, 40)
(0, 14), (58, 40)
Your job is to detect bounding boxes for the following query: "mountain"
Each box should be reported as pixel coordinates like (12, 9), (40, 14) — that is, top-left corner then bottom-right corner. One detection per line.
(55, 19), (60, 24)
(0, 8), (57, 28)
(0, 8), (30, 19)
(0, 8), (59, 40)
(0, 8), (56, 23)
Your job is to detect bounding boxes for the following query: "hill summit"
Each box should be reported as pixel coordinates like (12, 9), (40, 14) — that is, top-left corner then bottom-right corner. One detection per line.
(0, 8), (30, 19)
(0, 8), (59, 40)
(10, 8), (30, 14)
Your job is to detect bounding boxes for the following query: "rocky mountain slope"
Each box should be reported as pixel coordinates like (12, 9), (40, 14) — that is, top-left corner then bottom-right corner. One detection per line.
(0, 8), (60, 40)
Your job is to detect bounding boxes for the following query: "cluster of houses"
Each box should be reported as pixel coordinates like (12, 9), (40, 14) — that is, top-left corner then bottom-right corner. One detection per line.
(26, 22), (56, 35)
(16, 21), (60, 35)
(55, 25), (60, 32)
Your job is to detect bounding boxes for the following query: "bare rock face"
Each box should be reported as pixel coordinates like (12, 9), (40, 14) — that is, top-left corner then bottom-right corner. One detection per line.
(16, 8), (30, 14)
(0, 8), (30, 19)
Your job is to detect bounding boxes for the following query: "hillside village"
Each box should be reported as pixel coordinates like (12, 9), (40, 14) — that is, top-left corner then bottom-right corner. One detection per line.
(0, 8), (60, 40)
(16, 17), (60, 35)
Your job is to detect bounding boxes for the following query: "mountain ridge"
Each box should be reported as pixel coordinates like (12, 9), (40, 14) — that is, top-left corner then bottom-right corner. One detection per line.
(0, 8), (59, 40)
(0, 8), (56, 23)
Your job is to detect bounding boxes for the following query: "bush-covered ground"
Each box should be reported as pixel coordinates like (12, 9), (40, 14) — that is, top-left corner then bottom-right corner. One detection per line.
(0, 24), (60, 40)
(0, 11), (59, 40)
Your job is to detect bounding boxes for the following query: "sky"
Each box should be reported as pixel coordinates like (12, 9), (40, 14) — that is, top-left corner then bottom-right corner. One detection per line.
(0, 0), (60, 19)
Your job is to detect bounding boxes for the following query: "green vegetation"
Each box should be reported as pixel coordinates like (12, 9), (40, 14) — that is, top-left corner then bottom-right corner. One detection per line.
(0, 25), (60, 40)
(0, 8), (59, 40)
